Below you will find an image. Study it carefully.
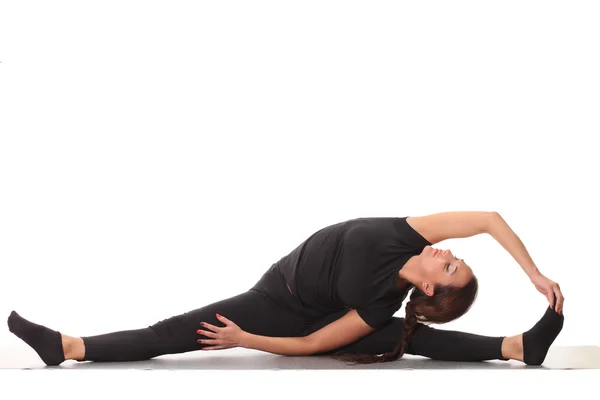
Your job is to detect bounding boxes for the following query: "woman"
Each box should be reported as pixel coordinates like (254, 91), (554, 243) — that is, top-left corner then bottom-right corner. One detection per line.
(7, 211), (565, 366)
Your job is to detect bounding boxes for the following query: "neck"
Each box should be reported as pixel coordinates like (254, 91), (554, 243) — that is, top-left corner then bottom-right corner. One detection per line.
(397, 255), (422, 288)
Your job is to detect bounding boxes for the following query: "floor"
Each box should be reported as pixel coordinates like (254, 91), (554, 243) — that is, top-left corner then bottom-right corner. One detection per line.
(1, 345), (599, 370)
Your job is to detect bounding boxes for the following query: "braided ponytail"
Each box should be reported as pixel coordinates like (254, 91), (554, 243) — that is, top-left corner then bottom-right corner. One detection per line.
(331, 275), (478, 365)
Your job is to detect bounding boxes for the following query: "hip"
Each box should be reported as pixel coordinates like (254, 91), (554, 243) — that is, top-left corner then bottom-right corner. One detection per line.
(250, 263), (337, 320)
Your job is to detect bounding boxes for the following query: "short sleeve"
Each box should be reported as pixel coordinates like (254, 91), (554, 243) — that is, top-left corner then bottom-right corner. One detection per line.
(397, 216), (432, 249)
(351, 217), (431, 251)
(356, 299), (398, 330)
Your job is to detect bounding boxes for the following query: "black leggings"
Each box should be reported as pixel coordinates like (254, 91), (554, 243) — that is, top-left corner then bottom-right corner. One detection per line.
(80, 265), (507, 362)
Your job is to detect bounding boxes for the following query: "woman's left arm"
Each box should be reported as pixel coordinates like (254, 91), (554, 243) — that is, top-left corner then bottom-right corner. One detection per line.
(486, 212), (564, 314)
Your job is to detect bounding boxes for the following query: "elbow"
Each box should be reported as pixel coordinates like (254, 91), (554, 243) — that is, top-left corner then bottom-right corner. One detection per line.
(490, 211), (505, 224)
(485, 211), (503, 234)
(303, 335), (321, 356)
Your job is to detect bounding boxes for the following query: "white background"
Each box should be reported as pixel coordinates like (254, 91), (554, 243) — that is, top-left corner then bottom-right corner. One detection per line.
(1, 0), (598, 396)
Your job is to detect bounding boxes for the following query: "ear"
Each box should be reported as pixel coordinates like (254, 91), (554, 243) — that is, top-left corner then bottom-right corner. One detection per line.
(421, 281), (434, 297)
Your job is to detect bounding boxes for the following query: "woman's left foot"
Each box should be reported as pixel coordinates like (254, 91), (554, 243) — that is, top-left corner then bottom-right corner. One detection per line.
(522, 303), (564, 365)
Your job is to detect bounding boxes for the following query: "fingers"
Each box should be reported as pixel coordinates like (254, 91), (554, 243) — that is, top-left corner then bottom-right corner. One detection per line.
(216, 314), (230, 324)
(198, 314), (237, 349)
(200, 321), (222, 332)
(198, 314), (230, 332)
(554, 285), (565, 315)
(197, 329), (217, 338)
(216, 314), (237, 327)
(197, 338), (222, 345)
(546, 291), (554, 310)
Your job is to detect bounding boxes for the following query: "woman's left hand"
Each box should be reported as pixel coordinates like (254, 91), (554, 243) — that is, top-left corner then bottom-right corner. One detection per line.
(197, 314), (247, 350)
(530, 272), (564, 314)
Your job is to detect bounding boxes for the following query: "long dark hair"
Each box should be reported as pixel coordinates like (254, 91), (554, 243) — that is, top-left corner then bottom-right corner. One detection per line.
(330, 275), (479, 364)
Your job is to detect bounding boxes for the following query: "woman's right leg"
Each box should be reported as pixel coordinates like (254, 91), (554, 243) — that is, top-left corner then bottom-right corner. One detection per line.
(77, 289), (308, 362)
(8, 288), (308, 365)
(7, 262), (313, 365)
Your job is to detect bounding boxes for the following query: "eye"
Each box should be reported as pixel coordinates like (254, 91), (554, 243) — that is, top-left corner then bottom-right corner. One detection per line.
(446, 255), (459, 272)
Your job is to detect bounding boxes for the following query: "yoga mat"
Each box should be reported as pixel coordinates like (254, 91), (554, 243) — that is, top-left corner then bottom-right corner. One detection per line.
(1, 345), (599, 370)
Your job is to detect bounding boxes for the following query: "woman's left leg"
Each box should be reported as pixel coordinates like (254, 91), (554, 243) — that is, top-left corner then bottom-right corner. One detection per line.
(304, 304), (564, 365)
(302, 310), (512, 362)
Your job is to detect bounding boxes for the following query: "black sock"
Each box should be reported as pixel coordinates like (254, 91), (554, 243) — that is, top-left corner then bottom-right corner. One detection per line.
(7, 310), (65, 366)
(522, 303), (564, 366)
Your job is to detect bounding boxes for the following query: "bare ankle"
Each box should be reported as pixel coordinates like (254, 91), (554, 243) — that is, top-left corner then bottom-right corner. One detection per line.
(501, 335), (523, 362)
(62, 334), (85, 361)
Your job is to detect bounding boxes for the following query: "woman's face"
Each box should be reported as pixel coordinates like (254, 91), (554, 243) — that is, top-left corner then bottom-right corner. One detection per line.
(420, 245), (473, 289)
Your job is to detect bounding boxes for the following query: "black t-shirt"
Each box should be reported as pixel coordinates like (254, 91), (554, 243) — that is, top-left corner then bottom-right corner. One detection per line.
(276, 216), (432, 330)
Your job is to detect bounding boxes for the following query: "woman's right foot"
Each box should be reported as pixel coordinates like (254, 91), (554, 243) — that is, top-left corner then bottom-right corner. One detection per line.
(7, 310), (66, 366)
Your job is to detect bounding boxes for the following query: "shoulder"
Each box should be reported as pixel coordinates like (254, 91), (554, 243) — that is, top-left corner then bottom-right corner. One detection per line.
(405, 216), (428, 241)
(406, 211), (494, 244)
(402, 216), (433, 247)
(356, 288), (408, 330)
(343, 216), (432, 249)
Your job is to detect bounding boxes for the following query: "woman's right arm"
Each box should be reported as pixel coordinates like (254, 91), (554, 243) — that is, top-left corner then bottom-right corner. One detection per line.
(241, 309), (374, 356)
(241, 334), (315, 356)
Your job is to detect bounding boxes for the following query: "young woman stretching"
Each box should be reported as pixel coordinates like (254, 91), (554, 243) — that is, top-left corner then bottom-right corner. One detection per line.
(7, 211), (565, 366)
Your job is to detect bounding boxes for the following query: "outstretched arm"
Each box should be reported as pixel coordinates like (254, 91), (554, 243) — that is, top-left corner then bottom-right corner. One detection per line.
(486, 212), (540, 277)
(487, 212), (564, 313)
(406, 211), (564, 313)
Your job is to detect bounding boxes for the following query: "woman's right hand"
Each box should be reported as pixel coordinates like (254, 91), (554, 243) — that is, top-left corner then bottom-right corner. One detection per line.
(197, 313), (247, 350)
